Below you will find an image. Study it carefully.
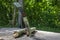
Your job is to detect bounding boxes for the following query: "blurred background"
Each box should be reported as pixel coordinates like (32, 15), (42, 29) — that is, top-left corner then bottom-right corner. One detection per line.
(0, 0), (60, 32)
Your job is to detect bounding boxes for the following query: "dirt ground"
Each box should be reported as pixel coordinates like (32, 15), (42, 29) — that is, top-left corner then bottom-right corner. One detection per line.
(0, 28), (60, 40)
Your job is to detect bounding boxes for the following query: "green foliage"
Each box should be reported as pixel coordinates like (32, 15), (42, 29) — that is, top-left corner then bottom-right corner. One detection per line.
(0, 0), (15, 26)
(0, 0), (60, 32)
(24, 0), (60, 31)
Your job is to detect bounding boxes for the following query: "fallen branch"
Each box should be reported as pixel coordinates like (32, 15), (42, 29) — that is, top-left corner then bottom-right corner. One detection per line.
(13, 27), (36, 38)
